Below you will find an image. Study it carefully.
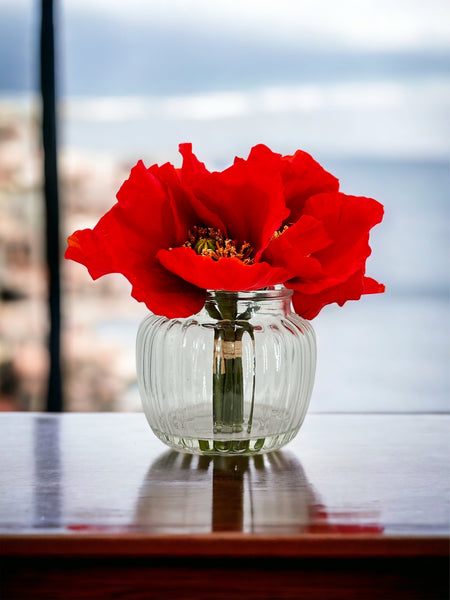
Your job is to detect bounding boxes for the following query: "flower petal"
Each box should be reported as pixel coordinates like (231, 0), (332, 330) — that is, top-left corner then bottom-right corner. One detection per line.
(362, 276), (386, 296)
(286, 193), (385, 317)
(247, 144), (339, 223)
(290, 269), (384, 319)
(189, 158), (289, 259)
(302, 192), (384, 287)
(130, 266), (206, 318)
(263, 214), (332, 279)
(178, 142), (210, 183)
(157, 247), (290, 291)
(66, 227), (204, 318)
(116, 160), (175, 253)
(66, 160), (208, 317)
(151, 161), (200, 246)
(177, 145), (228, 234)
(66, 228), (113, 280)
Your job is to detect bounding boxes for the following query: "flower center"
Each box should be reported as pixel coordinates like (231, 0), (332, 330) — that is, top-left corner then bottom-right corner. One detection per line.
(183, 226), (255, 264)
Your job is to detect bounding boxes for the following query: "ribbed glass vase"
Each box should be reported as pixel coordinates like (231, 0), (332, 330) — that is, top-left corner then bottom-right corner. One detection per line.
(136, 288), (316, 455)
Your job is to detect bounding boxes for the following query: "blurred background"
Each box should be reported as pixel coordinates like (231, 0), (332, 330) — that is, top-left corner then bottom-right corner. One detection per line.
(0, 0), (448, 413)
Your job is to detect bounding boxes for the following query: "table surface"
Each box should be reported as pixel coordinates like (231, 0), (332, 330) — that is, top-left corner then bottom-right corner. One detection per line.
(0, 411), (448, 559)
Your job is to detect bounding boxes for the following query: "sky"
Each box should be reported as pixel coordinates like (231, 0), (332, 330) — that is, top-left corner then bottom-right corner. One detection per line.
(0, 0), (448, 160)
(64, 0), (449, 53)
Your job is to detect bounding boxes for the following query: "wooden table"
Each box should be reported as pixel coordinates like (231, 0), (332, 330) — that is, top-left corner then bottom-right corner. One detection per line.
(0, 413), (448, 599)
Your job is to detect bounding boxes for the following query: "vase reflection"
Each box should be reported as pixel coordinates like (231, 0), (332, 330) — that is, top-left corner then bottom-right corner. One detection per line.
(135, 450), (383, 534)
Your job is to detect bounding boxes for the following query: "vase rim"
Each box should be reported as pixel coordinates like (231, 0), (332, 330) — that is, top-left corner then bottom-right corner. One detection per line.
(206, 287), (293, 301)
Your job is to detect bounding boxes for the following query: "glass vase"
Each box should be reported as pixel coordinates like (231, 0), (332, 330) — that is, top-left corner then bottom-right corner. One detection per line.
(136, 287), (316, 455)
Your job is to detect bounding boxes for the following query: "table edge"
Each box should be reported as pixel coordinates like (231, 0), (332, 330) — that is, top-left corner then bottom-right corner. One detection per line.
(1, 533), (448, 559)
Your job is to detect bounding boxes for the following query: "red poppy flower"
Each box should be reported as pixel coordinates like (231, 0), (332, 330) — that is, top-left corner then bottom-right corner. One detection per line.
(66, 143), (384, 319)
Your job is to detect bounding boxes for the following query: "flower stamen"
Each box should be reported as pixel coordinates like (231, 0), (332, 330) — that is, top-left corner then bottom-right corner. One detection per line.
(270, 225), (289, 241)
(183, 225), (255, 264)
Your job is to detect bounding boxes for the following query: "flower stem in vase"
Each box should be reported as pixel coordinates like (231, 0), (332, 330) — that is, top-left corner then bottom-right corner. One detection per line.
(213, 322), (244, 433)
(210, 291), (255, 437)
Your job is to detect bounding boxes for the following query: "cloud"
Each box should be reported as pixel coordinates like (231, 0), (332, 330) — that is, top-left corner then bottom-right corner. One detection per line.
(62, 0), (449, 52)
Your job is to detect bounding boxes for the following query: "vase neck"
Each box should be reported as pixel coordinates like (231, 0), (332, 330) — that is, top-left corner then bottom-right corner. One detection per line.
(205, 288), (293, 320)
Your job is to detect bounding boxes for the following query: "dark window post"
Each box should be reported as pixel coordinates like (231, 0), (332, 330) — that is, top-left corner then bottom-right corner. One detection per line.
(40, 0), (63, 411)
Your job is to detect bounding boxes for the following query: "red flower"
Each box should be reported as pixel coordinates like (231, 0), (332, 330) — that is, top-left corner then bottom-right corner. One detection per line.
(66, 143), (384, 319)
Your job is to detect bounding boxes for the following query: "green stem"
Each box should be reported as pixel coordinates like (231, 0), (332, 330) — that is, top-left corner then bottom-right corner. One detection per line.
(208, 292), (259, 438)
(213, 321), (245, 433)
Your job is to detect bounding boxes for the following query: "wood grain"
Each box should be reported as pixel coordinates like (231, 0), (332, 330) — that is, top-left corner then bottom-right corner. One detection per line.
(0, 412), (448, 599)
